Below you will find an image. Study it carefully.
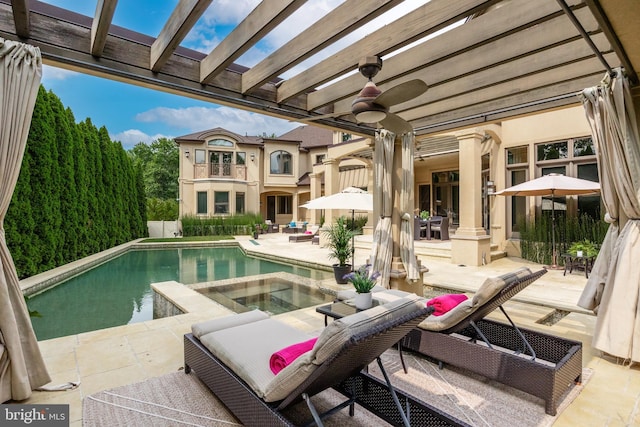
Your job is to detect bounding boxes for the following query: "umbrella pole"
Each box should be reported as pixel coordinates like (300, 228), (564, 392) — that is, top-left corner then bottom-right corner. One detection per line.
(351, 209), (355, 271)
(551, 189), (558, 268)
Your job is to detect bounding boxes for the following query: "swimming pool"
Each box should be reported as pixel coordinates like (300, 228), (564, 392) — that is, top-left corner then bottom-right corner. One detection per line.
(28, 247), (332, 340)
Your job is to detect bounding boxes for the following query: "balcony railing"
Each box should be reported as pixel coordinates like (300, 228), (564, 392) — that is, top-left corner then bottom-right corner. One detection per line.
(193, 162), (247, 180)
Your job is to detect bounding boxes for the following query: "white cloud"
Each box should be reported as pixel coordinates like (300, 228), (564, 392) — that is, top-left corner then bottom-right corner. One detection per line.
(110, 129), (172, 149)
(135, 105), (299, 137)
(41, 65), (78, 83)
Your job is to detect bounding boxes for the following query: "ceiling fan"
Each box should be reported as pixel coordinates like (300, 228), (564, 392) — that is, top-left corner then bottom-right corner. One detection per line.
(301, 56), (428, 134)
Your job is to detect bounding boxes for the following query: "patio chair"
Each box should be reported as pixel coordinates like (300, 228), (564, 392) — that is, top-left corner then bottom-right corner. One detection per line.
(183, 296), (466, 426)
(430, 216), (449, 240)
(401, 267), (583, 416)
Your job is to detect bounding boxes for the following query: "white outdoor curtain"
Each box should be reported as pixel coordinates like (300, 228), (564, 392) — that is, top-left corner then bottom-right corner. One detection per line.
(578, 68), (640, 362)
(0, 38), (50, 401)
(370, 129), (394, 287)
(399, 132), (420, 281)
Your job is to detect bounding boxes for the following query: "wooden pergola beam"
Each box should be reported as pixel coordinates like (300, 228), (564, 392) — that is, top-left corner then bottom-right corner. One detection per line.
(241, 0), (403, 95)
(91, 0), (117, 57)
(276, 0), (499, 104)
(10, 0), (29, 38)
(151, 0), (212, 72)
(199, 0), (305, 85)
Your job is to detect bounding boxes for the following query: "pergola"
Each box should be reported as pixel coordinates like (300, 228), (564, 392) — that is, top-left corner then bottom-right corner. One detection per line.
(0, 0), (638, 138)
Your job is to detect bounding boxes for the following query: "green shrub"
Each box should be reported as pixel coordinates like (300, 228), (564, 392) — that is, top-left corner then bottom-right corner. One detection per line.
(181, 213), (262, 237)
(519, 214), (608, 265)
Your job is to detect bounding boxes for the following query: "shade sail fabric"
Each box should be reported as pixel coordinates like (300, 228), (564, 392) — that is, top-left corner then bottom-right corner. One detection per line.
(578, 68), (640, 362)
(0, 38), (50, 401)
(494, 173), (600, 197)
(301, 186), (372, 211)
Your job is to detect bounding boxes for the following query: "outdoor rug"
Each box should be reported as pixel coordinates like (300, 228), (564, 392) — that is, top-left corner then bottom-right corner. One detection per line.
(83, 351), (590, 426)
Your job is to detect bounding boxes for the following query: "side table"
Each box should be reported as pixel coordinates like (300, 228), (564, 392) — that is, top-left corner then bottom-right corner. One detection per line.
(316, 300), (409, 373)
(562, 253), (596, 278)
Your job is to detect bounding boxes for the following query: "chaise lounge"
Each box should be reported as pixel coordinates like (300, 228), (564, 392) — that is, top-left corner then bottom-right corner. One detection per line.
(334, 267), (583, 416)
(183, 295), (468, 426)
(401, 267), (583, 416)
(288, 225), (320, 243)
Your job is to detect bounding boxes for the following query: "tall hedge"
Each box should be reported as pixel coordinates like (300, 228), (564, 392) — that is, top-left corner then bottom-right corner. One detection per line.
(5, 87), (147, 279)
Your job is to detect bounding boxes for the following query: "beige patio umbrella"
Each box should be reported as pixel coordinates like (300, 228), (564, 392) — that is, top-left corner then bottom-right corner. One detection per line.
(301, 187), (373, 269)
(494, 173), (600, 267)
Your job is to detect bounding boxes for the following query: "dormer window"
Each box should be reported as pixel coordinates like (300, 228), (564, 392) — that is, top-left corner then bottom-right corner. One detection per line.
(270, 150), (292, 174)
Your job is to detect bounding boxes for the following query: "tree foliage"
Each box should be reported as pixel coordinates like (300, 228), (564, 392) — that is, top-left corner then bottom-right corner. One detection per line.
(129, 137), (179, 221)
(5, 87), (147, 279)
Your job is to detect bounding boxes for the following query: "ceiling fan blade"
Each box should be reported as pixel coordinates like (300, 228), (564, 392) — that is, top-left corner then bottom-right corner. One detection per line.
(379, 112), (413, 134)
(374, 79), (428, 108)
(298, 111), (352, 122)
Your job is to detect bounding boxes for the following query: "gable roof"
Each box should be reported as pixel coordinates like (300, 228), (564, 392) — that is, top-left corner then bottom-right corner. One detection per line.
(278, 125), (334, 149)
(174, 127), (263, 145)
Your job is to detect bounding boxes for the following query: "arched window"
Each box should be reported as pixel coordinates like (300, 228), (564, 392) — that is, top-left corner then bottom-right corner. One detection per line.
(270, 150), (292, 174)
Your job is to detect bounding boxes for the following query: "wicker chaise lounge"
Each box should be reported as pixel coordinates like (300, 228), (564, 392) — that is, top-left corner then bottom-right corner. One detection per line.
(401, 267), (583, 416)
(184, 296), (468, 426)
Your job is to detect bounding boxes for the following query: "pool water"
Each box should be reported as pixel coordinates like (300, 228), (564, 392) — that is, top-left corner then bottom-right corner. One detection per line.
(28, 247), (331, 340)
(194, 276), (334, 315)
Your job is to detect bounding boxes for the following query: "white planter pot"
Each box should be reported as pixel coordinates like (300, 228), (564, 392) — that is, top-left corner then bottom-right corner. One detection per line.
(354, 292), (373, 310)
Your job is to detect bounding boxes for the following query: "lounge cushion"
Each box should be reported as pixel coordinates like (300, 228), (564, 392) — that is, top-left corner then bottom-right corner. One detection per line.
(199, 318), (313, 402)
(336, 286), (410, 302)
(312, 294), (424, 365)
(472, 267), (532, 306)
(192, 310), (269, 339)
(417, 299), (475, 331)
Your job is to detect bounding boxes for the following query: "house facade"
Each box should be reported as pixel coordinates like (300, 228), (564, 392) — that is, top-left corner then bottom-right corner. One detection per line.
(176, 105), (600, 266)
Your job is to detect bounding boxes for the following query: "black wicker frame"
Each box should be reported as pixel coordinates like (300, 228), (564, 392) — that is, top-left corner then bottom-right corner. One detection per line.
(184, 305), (470, 426)
(402, 268), (583, 415)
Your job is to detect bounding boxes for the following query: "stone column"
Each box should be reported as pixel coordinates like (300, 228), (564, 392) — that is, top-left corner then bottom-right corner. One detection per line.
(451, 129), (491, 266)
(309, 172), (322, 225)
(323, 158), (340, 224)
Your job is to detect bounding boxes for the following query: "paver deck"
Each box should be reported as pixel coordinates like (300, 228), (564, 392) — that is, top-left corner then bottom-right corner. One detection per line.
(19, 233), (640, 426)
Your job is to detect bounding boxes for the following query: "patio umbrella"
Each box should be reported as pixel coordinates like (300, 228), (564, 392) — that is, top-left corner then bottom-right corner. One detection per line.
(302, 187), (373, 268)
(494, 173), (600, 267)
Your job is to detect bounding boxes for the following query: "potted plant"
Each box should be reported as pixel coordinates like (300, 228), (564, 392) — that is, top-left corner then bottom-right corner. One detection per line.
(252, 224), (260, 239)
(343, 264), (380, 309)
(568, 239), (598, 258)
(323, 216), (356, 284)
(420, 210), (430, 220)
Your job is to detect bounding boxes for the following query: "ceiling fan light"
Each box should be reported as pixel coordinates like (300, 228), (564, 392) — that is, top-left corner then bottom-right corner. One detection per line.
(354, 110), (387, 123)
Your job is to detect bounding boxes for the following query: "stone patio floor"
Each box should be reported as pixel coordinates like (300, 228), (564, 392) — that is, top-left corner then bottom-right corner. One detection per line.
(19, 233), (640, 426)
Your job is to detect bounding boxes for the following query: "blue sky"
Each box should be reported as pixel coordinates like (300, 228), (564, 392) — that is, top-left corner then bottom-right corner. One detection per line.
(40, 1), (430, 149)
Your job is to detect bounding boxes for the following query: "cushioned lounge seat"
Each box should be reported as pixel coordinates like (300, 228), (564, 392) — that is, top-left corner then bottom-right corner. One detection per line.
(183, 295), (465, 426)
(399, 267), (583, 416)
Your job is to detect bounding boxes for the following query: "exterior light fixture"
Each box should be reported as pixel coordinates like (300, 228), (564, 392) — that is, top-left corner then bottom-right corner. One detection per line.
(486, 180), (495, 195)
(250, 153), (255, 162)
(184, 150), (190, 158)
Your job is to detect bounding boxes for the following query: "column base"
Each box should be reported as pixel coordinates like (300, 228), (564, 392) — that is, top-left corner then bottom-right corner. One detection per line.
(388, 256), (428, 296)
(451, 234), (492, 266)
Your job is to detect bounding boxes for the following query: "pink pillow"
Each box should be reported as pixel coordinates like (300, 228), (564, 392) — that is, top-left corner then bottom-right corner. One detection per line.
(269, 337), (317, 375)
(426, 294), (468, 316)
(305, 230), (312, 234)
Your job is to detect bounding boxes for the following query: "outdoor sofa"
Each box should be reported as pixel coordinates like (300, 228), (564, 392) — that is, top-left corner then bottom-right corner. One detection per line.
(184, 295), (469, 426)
(336, 267), (583, 416)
